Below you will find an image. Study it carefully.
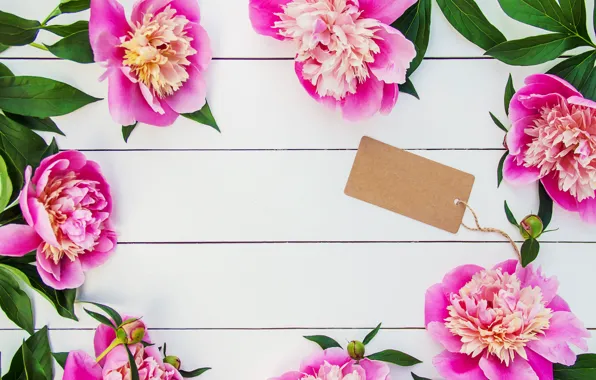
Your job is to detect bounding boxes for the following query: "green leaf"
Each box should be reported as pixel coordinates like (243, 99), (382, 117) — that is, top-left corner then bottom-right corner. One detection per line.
(0, 153), (13, 211)
(399, 77), (420, 99)
(52, 352), (69, 369)
(122, 123), (138, 143)
(42, 21), (88, 37)
(21, 343), (48, 380)
(521, 238), (540, 267)
(84, 308), (117, 328)
(560, 0), (589, 39)
(0, 148), (23, 206)
(304, 335), (343, 350)
(179, 368), (212, 378)
(182, 101), (220, 132)
(5, 113), (65, 136)
(436, 0), (506, 50)
(0, 204), (24, 225)
(40, 137), (60, 160)
(489, 112), (508, 132)
(0, 11), (40, 46)
(554, 354), (596, 379)
(44, 0), (91, 23)
(391, 0), (432, 75)
(538, 182), (553, 229)
(579, 66), (596, 100)
(547, 50), (596, 90)
(497, 151), (508, 187)
(0, 263), (78, 321)
(0, 268), (34, 334)
(411, 374), (431, 380)
(0, 76), (101, 117)
(0, 61), (13, 77)
(126, 345), (140, 380)
(366, 349), (422, 366)
(363, 323), (382, 345)
(486, 34), (586, 65)
(0, 114), (49, 176)
(83, 301), (123, 326)
(504, 74), (516, 115)
(45, 30), (94, 64)
(0, 42), (9, 53)
(504, 201), (518, 226)
(3, 326), (53, 380)
(497, 0), (571, 33)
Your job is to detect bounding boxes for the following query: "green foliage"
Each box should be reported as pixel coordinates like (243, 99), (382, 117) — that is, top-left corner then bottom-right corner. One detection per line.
(45, 30), (94, 63)
(303, 335), (343, 350)
(0, 11), (40, 46)
(122, 123), (138, 143)
(486, 34), (585, 65)
(363, 323), (382, 345)
(366, 349), (422, 366)
(182, 101), (220, 132)
(0, 267), (34, 334)
(521, 238), (540, 267)
(554, 354), (596, 379)
(3, 327), (53, 380)
(392, 0), (432, 75)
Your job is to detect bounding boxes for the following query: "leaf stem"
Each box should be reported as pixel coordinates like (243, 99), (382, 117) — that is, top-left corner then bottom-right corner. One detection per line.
(29, 43), (49, 52)
(96, 339), (121, 363)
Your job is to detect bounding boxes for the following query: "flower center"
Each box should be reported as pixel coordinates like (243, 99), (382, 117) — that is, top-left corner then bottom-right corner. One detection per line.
(524, 100), (596, 201)
(121, 6), (197, 98)
(275, 0), (381, 100)
(301, 361), (362, 380)
(445, 269), (552, 366)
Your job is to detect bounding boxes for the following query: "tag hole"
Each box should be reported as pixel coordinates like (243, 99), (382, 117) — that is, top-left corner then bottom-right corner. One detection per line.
(454, 199), (461, 206)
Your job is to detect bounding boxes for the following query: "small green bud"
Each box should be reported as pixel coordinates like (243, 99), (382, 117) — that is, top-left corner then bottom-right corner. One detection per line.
(520, 215), (543, 239)
(347, 340), (365, 361)
(164, 355), (181, 370)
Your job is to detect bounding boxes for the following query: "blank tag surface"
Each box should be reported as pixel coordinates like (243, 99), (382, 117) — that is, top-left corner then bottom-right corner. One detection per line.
(345, 137), (475, 233)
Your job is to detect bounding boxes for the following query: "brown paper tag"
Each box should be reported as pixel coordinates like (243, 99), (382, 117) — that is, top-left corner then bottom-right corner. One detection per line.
(345, 137), (475, 233)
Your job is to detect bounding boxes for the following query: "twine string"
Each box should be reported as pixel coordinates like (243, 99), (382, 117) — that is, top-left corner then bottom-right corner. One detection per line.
(456, 200), (521, 260)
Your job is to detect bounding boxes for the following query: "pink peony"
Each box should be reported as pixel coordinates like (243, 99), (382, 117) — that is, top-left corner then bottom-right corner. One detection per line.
(249, 0), (417, 121)
(504, 73), (596, 222)
(0, 151), (116, 289)
(271, 347), (390, 380)
(89, 0), (212, 127)
(425, 259), (590, 380)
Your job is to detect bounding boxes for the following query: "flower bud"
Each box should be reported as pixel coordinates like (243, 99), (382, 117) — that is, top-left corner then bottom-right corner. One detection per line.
(520, 215), (543, 239)
(164, 355), (182, 370)
(117, 319), (146, 344)
(347, 340), (365, 361)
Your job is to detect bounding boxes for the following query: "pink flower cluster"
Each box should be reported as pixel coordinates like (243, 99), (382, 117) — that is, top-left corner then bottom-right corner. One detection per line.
(64, 317), (183, 380)
(89, 0), (212, 127)
(272, 347), (390, 380)
(504, 74), (596, 222)
(426, 259), (590, 380)
(249, 0), (416, 121)
(0, 151), (116, 289)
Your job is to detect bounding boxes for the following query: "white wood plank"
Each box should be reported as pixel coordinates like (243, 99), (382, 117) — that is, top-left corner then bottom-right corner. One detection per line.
(2, 329), (595, 379)
(2, 0), (595, 58)
(2, 59), (556, 150)
(0, 243), (593, 330)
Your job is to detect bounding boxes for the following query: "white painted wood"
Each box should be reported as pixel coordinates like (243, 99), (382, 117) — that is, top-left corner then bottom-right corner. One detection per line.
(2, 0), (595, 58)
(2, 329), (595, 380)
(0, 59), (562, 150)
(0, 243), (593, 330)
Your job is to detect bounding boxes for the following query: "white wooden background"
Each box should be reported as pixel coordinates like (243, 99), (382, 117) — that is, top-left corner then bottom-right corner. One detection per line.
(1, 0), (596, 379)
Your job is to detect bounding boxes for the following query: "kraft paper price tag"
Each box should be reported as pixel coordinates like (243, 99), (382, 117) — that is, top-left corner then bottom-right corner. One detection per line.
(345, 137), (475, 233)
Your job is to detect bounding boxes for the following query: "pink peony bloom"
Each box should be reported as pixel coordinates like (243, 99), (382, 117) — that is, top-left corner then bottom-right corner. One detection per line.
(271, 347), (390, 380)
(0, 151), (116, 289)
(504, 73), (596, 222)
(89, 0), (212, 127)
(425, 260), (590, 380)
(249, 0), (417, 121)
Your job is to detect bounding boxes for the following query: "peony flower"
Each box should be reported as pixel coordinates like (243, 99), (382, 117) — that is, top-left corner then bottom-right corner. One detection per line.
(249, 0), (417, 121)
(425, 259), (590, 380)
(271, 347), (390, 380)
(0, 151), (116, 289)
(504, 73), (596, 222)
(89, 0), (212, 127)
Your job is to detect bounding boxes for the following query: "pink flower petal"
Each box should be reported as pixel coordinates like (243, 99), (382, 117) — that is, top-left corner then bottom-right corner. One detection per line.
(492, 259), (518, 275)
(249, 0), (291, 40)
(441, 264), (484, 295)
(358, 0), (418, 24)
(300, 348), (350, 374)
(578, 196), (596, 223)
(541, 173), (579, 212)
(510, 92), (564, 124)
(506, 116), (535, 156)
(515, 263), (559, 305)
(547, 295), (571, 312)
(341, 361), (367, 378)
(425, 283), (450, 325)
(19, 166), (33, 226)
(527, 311), (590, 365)
(354, 358), (390, 379)
(131, 0), (172, 24)
(340, 76), (385, 122)
(478, 354), (538, 380)
(380, 83), (399, 115)
(294, 61), (338, 110)
(526, 349), (553, 380)
(36, 252), (85, 290)
(89, 0), (130, 53)
(79, 232), (116, 271)
(432, 351), (486, 380)
(94, 322), (117, 366)
(164, 65), (207, 114)
(427, 321), (463, 352)
(369, 24), (415, 85)
(525, 74), (582, 98)
(63, 351), (102, 380)
(29, 198), (59, 247)
(503, 154), (541, 184)
(269, 371), (303, 380)
(102, 345), (130, 375)
(0, 224), (41, 256)
(187, 22), (212, 72)
(568, 95), (596, 109)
